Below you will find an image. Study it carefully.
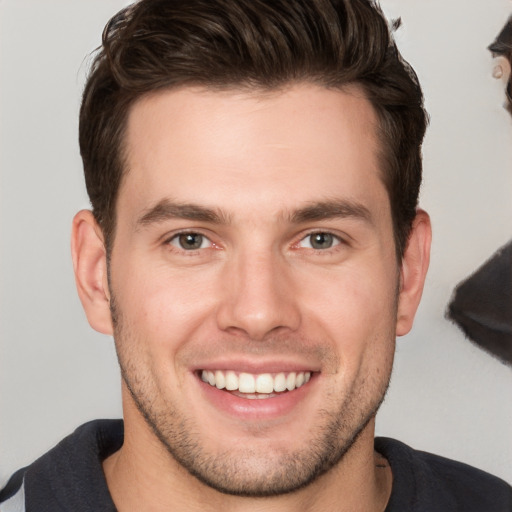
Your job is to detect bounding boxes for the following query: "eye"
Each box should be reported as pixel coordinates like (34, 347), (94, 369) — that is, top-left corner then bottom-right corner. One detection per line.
(168, 232), (212, 250)
(299, 232), (341, 250)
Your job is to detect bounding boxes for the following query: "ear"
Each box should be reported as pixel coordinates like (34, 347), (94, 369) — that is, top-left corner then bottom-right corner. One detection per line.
(396, 209), (431, 336)
(71, 210), (113, 335)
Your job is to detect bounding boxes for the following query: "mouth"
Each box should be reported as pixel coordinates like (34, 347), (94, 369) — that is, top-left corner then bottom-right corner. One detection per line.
(199, 370), (312, 399)
(195, 366), (319, 420)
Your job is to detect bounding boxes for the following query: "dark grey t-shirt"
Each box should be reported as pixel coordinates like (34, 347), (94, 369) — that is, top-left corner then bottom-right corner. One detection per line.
(376, 437), (512, 511)
(1, 420), (511, 511)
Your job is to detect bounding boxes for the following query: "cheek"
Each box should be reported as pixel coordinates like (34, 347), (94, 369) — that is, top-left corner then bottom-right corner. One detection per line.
(294, 262), (397, 368)
(113, 262), (221, 348)
(299, 263), (397, 328)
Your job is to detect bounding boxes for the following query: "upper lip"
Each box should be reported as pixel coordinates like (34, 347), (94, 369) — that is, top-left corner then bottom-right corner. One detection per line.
(192, 357), (321, 375)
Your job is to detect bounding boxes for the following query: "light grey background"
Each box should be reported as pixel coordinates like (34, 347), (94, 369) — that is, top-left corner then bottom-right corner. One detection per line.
(1, 0), (511, 486)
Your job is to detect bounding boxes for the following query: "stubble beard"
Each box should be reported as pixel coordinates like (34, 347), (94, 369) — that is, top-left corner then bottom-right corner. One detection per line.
(110, 296), (395, 498)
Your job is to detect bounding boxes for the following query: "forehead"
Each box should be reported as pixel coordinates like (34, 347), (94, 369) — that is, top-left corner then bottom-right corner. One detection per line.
(120, 84), (387, 222)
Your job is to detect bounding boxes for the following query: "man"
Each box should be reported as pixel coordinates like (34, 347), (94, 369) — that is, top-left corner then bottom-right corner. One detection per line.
(1, 0), (510, 510)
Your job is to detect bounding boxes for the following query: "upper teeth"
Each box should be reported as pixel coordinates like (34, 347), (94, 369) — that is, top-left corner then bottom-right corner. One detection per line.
(201, 370), (311, 393)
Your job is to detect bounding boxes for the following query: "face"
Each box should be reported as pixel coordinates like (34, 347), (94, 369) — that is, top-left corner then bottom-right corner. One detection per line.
(108, 84), (401, 496)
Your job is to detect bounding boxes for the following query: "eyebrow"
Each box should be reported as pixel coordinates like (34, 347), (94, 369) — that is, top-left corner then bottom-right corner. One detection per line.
(289, 200), (373, 224)
(136, 198), (372, 228)
(136, 199), (230, 227)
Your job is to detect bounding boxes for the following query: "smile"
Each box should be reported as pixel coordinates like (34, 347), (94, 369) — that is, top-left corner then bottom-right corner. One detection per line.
(200, 370), (312, 396)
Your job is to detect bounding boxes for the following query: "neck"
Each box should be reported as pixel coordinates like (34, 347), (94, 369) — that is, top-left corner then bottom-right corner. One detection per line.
(103, 408), (392, 512)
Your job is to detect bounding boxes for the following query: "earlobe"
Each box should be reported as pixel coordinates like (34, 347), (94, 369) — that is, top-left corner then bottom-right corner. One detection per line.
(396, 209), (432, 336)
(71, 210), (113, 335)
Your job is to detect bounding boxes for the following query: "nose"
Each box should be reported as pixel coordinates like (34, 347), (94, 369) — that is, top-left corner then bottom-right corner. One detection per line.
(216, 250), (301, 341)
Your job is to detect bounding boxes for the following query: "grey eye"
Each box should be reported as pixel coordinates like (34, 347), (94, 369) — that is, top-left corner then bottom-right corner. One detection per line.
(297, 232), (340, 250)
(170, 233), (210, 250)
(309, 233), (335, 249)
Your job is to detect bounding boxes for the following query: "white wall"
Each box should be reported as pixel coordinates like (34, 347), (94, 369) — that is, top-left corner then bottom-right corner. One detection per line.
(1, 0), (511, 486)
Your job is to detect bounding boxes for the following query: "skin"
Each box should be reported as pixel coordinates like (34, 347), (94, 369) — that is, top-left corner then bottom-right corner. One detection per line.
(72, 84), (431, 512)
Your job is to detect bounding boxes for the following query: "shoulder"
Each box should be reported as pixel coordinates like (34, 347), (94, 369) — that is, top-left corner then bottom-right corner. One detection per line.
(0, 419), (123, 511)
(376, 437), (512, 512)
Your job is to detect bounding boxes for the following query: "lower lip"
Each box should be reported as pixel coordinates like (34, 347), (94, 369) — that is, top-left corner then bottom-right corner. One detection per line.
(197, 375), (315, 420)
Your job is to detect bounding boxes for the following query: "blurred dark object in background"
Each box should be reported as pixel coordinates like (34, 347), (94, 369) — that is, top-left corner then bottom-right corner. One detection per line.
(447, 241), (512, 366)
(488, 15), (512, 114)
(446, 17), (512, 367)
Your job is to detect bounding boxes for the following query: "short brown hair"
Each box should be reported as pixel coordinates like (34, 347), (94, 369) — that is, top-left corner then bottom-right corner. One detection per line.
(79, 0), (427, 258)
